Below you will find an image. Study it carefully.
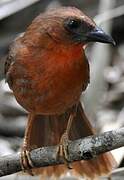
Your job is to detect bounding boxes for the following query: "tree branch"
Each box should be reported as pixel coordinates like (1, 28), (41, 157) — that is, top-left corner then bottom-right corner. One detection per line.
(1, 127), (124, 177)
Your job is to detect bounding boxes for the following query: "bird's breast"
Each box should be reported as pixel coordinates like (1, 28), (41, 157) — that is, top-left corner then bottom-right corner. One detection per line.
(11, 44), (89, 114)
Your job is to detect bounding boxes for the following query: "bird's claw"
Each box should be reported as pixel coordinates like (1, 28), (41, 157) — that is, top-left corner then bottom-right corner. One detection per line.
(20, 148), (34, 176)
(56, 132), (72, 169)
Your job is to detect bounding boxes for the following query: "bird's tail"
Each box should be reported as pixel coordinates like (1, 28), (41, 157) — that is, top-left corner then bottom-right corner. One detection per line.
(27, 102), (116, 179)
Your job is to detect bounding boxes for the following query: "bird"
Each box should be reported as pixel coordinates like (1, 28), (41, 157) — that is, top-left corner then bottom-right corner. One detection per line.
(5, 6), (116, 179)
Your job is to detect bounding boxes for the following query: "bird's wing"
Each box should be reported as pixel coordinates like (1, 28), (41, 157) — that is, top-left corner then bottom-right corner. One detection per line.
(4, 33), (24, 88)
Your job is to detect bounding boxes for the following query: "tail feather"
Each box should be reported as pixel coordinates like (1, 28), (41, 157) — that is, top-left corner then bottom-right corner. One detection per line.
(26, 102), (116, 179)
(73, 153), (115, 179)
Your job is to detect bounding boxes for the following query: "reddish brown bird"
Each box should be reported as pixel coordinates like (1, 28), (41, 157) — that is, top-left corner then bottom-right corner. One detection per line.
(5, 6), (116, 179)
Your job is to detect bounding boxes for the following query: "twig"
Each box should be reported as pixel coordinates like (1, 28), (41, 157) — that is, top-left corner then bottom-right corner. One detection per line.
(1, 127), (124, 177)
(0, 0), (40, 20)
(94, 4), (124, 25)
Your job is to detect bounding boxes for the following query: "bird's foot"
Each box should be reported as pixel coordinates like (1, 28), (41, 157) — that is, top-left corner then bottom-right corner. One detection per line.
(56, 132), (72, 169)
(20, 147), (34, 176)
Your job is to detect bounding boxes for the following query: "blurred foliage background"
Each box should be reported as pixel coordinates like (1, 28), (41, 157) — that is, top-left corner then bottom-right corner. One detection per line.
(0, 0), (124, 179)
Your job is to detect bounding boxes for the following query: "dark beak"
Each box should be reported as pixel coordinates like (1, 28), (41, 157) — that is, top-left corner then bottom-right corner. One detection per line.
(86, 27), (115, 45)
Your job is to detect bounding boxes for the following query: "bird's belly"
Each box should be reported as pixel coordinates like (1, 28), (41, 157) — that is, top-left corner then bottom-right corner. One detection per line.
(13, 76), (83, 115)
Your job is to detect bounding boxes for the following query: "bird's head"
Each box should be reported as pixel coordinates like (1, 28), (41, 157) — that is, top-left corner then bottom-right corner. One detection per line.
(36, 7), (115, 46)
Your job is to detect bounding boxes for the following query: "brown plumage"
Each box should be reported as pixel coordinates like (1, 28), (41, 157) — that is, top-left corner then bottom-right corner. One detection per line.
(5, 6), (116, 179)
(27, 103), (116, 179)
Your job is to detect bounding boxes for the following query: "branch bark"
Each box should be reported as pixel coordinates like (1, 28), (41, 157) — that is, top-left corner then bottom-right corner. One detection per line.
(1, 127), (124, 177)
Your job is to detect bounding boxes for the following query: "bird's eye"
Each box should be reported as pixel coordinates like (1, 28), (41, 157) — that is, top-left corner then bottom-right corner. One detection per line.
(64, 18), (81, 31)
(68, 19), (81, 29)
